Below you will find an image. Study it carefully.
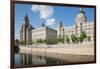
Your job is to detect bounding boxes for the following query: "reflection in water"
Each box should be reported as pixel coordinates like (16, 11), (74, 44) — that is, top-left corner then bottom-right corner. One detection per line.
(15, 53), (67, 65)
(15, 53), (20, 65)
(14, 50), (94, 66)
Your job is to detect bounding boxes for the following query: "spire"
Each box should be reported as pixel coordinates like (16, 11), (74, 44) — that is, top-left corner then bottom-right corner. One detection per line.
(24, 14), (29, 21)
(58, 20), (63, 28)
(23, 14), (29, 26)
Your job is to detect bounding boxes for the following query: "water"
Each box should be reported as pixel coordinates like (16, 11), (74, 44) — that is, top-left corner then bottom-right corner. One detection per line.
(14, 51), (94, 66)
(14, 52), (68, 66)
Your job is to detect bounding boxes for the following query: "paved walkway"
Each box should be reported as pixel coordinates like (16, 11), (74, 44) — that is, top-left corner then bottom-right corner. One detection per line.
(20, 44), (94, 55)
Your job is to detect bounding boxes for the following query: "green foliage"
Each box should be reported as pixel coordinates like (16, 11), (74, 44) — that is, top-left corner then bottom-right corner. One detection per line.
(19, 41), (25, 45)
(32, 40), (35, 44)
(32, 31), (88, 45)
(70, 34), (76, 43)
(15, 39), (19, 42)
(70, 34), (81, 43)
(36, 39), (44, 43)
(29, 41), (32, 45)
(35, 38), (59, 45)
(79, 31), (87, 42)
(66, 36), (70, 43)
(75, 37), (80, 43)
(45, 38), (58, 45)
(58, 37), (64, 43)
(87, 36), (91, 41)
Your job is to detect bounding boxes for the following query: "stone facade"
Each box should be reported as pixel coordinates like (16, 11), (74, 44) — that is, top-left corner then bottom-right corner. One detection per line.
(57, 8), (94, 41)
(20, 8), (94, 45)
(32, 27), (57, 42)
(20, 15), (57, 44)
(20, 15), (34, 45)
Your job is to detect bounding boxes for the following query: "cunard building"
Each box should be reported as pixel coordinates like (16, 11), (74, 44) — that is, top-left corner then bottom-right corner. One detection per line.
(57, 8), (94, 41)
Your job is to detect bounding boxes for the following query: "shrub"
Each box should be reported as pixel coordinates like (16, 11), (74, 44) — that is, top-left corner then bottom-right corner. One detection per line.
(66, 36), (70, 43)
(45, 38), (58, 45)
(79, 31), (87, 43)
(87, 36), (91, 41)
(70, 34), (76, 43)
(19, 41), (25, 45)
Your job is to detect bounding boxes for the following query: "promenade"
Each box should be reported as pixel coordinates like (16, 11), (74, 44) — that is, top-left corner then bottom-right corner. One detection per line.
(20, 42), (94, 55)
(19, 42), (95, 63)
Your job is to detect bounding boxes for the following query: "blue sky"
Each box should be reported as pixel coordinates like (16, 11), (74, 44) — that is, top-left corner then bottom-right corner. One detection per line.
(15, 4), (94, 39)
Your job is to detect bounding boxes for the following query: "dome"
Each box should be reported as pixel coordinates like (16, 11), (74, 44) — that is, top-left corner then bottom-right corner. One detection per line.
(75, 8), (87, 24)
(76, 8), (86, 19)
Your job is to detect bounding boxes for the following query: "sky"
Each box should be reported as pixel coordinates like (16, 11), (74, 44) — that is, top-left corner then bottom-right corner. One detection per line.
(15, 3), (95, 40)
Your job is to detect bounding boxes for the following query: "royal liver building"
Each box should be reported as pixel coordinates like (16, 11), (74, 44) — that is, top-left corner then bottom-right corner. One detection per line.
(20, 15), (57, 45)
(57, 8), (94, 41)
(20, 15), (34, 45)
(20, 8), (94, 45)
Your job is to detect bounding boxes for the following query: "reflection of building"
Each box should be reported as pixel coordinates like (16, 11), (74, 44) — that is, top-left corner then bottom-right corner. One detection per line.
(20, 53), (47, 65)
(20, 53), (65, 65)
(57, 8), (94, 41)
(20, 8), (94, 45)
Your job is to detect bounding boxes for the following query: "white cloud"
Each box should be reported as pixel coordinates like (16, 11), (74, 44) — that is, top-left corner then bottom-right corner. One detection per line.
(46, 18), (55, 26)
(31, 5), (54, 19)
(31, 5), (40, 12)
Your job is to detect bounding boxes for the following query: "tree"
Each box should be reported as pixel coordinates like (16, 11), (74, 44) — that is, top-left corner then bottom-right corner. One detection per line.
(15, 39), (19, 46)
(19, 41), (25, 45)
(32, 40), (35, 44)
(36, 39), (40, 43)
(45, 38), (58, 45)
(70, 34), (76, 43)
(66, 36), (70, 43)
(79, 31), (87, 43)
(75, 36), (79, 43)
(36, 39), (44, 43)
(58, 37), (64, 43)
(87, 36), (91, 41)
(15, 39), (19, 42)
